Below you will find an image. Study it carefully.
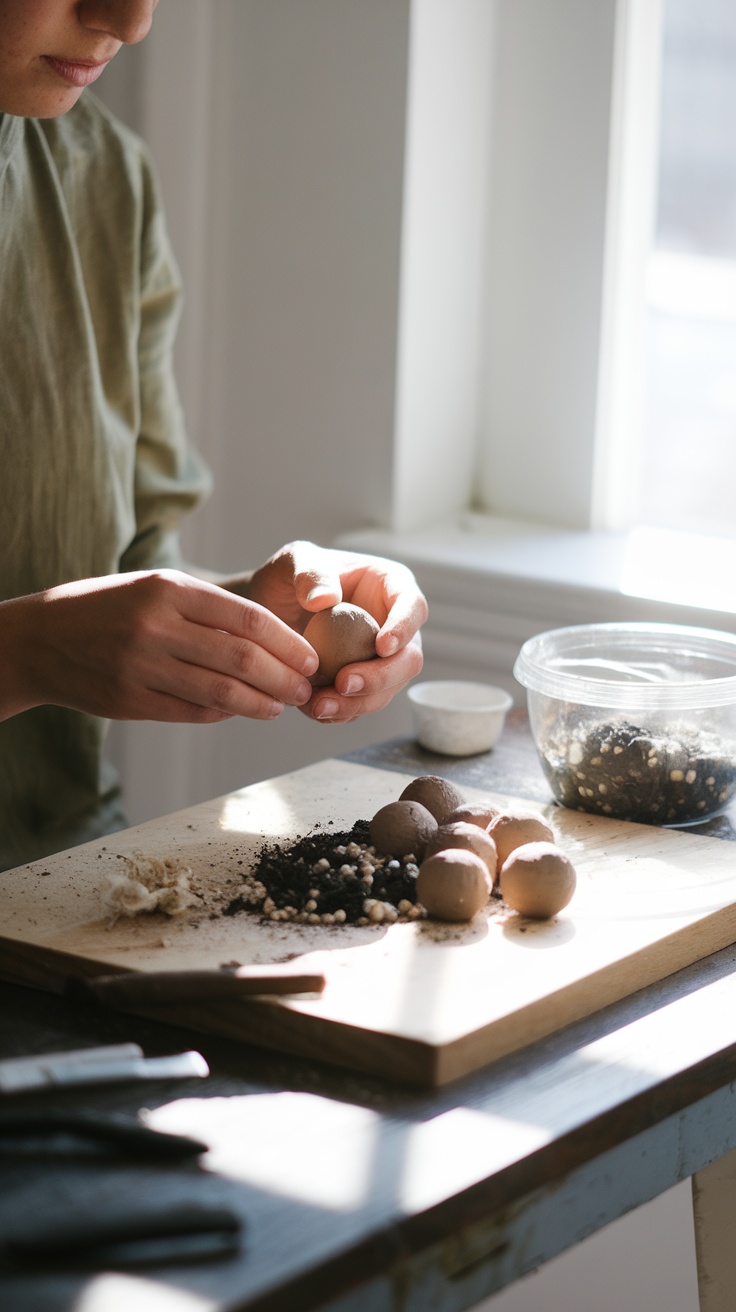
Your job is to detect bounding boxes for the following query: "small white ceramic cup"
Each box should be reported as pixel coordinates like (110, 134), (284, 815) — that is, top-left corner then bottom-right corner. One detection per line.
(407, 680), (514, 756)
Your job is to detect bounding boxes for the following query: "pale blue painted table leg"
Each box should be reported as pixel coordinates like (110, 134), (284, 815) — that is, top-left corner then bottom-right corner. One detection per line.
(320, 1082), (736, 1312)
(692, 1148), (736, 1311)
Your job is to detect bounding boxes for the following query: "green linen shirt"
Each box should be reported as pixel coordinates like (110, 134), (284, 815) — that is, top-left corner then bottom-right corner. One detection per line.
(0, 93), (212, 871)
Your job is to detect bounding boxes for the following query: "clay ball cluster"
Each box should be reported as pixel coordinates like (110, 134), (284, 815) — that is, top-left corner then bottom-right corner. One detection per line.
(369, 775), (577, 923)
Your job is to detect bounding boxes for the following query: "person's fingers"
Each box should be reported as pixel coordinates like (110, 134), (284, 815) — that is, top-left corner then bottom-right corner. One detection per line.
(111, 680), (283, 725)
(285, 541), (343, 612)
(125, 571), (318, 711)
(165, 618), (314, 708)
(148, 656), (288, 721)
(117, 687), (236, 725)
(301, 684), (397, 724)
(349, 565), (427, 656)
(334, 636), (423, 699)
(303, 637), (424, 723)
(375, 589), (429, 657)
(169, 574), (319, 677)
(30, 571), (314, 723)
(343, 558), (428, 648)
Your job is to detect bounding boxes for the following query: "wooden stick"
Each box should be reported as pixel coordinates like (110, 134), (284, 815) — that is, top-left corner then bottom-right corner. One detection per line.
(75, 967), (326, 1006)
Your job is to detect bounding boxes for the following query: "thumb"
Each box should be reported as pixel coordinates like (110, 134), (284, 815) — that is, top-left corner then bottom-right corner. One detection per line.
(287, 542), (343, 612)
(297, 573), (343, 612)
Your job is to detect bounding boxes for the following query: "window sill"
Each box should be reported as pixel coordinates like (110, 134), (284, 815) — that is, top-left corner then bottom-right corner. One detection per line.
(336, 515), (736, 693)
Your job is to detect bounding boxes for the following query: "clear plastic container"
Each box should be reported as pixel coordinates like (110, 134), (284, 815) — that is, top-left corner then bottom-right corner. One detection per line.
(513, 622), (736, 826)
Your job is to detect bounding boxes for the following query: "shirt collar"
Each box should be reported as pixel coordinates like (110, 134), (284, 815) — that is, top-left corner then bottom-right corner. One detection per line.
(0, 114), (24, 179)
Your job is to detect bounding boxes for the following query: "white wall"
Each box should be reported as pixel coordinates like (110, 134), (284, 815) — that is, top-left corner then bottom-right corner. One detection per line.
(479, 0), (617, 529)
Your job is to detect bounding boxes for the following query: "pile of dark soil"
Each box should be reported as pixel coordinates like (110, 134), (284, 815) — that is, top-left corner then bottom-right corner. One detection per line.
(224, 821), (423, 925)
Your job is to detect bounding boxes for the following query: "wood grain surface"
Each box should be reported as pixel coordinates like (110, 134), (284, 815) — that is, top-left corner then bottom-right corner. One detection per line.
(2, 757), (736, 1086)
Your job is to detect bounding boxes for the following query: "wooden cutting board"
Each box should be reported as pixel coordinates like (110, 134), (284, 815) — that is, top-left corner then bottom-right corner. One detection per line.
(1, 758), (735, 1086)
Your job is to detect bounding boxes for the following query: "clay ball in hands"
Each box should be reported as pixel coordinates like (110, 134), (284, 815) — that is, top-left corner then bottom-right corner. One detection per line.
(303, 603), (379, 687)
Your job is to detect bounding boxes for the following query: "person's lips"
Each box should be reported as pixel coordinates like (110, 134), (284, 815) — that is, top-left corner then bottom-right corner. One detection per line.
(42, 56), (109, 88)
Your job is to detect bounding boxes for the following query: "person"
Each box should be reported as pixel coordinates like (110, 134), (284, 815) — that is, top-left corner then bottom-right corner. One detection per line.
(0, 0), (427, 869)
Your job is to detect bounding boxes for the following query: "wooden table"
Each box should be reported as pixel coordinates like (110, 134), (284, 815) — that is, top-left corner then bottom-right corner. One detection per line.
(1, 711), (735, 1312)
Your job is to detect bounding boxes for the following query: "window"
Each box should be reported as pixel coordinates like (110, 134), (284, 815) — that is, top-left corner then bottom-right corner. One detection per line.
(472, 0), (736, 547)
(635, 0), (736, 539)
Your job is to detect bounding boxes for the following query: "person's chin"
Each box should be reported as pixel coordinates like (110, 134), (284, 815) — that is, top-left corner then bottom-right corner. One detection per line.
(8, 83), (86, 119)
(40, 86), (86, 118)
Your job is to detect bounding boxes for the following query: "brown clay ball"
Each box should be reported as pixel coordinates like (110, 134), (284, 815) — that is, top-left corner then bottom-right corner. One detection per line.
(488, 811), (555, 868)
(425, 821), (498, 881)
(499, 842), (577, 919)
(416, 850), (491, 922)
(447, 801), (501, 829)
(303, 603), (379, 687)
(399, 775), (466, 825)
(369, 800), (437, 858)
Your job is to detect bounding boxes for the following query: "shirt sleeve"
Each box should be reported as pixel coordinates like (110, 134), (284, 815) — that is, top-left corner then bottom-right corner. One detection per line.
(119, 149), (213, 573)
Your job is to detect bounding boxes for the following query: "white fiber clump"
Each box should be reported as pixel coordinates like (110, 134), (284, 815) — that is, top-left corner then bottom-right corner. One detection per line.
(102, 854), (200, 926)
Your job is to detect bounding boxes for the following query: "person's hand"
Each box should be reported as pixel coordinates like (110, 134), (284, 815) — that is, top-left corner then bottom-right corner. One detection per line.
(243, 541), (427, 723)
(0, 570), (319, 724)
